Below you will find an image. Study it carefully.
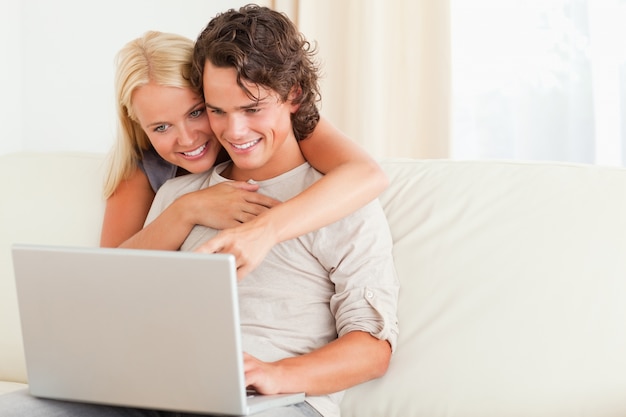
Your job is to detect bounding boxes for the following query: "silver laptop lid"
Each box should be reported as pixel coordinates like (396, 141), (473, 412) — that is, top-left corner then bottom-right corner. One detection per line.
(12, 244), (252, 415)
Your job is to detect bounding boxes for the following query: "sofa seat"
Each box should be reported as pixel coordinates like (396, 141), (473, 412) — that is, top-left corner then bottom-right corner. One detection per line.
(0, 382), (26, 396)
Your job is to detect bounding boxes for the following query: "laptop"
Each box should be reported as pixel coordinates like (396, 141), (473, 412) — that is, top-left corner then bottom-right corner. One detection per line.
(11, 243), (305, 415)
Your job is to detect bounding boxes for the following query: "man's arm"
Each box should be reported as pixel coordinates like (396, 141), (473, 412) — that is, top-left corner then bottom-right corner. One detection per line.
(243, 331), (392, 396)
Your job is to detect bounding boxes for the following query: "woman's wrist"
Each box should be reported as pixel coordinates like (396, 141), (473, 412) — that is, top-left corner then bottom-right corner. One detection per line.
(248, 210), (281, 246)
(169, 193), (198, 228)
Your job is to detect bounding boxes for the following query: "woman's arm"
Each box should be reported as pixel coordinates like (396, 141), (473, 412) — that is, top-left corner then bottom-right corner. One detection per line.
(100, 168), (155, 248)
(100, 167), (279, 250)
(290, 116), (389, 231)
(195, 117), (388, 277)
(119, 180), (278, 250)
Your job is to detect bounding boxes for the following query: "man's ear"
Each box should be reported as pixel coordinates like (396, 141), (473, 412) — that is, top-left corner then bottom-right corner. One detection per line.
(288, 86), (302, 113)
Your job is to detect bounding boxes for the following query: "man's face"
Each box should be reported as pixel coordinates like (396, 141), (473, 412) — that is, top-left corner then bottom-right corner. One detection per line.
(202, 61), (301, 181)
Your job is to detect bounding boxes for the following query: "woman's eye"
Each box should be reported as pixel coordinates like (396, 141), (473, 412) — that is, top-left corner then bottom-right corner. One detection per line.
(154, 124), (169, 133)
(190, 108), (204, 118)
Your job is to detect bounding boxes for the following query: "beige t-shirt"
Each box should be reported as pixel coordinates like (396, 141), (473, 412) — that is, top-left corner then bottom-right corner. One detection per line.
(146, 162), (400, 417)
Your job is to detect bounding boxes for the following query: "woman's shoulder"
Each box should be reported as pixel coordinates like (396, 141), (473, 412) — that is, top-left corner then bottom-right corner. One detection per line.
(138, 147), (178, 192)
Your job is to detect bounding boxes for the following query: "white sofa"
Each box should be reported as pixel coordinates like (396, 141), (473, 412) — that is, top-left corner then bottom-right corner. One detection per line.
(2, 152), (626, 417)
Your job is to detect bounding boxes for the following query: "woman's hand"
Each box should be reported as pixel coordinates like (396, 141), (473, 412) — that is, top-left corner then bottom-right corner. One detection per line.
(183, 181), (279, 229)
(194, 212), (280, 279)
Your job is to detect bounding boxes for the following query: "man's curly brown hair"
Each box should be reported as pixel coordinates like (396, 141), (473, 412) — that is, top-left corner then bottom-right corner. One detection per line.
(190, 4), (321, 141)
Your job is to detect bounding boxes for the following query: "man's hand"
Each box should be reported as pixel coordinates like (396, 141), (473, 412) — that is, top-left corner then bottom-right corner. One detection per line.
(243, 352), (284, 395)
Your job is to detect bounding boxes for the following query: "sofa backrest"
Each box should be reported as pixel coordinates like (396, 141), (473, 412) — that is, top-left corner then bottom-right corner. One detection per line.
(0, 152), (106, 383)
(341, 159), (626, 416)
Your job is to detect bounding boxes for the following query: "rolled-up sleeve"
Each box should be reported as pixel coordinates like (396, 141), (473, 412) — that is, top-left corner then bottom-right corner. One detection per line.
(315, 200), (400, 352)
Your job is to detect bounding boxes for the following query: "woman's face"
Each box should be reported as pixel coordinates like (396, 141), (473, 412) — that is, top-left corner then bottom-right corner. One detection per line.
(131, 82), (221, 174)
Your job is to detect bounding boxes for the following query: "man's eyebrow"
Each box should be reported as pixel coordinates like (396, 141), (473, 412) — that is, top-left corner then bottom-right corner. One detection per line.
(205, 97), (269, 111)
(204, 102), (221, 110)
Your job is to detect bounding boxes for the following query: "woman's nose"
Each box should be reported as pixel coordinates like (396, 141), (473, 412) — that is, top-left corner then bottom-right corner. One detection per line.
(178, 123), (196, 146)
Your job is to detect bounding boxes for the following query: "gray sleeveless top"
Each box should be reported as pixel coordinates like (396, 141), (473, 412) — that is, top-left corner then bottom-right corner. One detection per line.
(138, 147), (178, 193)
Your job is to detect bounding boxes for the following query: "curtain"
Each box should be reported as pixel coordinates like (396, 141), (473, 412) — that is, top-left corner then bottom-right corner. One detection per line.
(279, 0), (626, 166)
(277, 0), (451, 160)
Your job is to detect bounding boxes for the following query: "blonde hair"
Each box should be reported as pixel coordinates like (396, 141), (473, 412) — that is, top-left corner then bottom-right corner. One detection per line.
(103, 31), (196, 198)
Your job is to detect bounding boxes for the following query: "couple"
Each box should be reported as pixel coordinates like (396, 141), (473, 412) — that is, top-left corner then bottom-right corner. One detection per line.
(1, 5), (399, 417)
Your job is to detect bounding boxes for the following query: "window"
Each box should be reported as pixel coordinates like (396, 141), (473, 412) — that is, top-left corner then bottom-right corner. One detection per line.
(451, 0), (626, 166)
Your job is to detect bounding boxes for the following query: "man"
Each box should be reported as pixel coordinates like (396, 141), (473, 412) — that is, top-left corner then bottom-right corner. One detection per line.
(145, 5), (399, 417)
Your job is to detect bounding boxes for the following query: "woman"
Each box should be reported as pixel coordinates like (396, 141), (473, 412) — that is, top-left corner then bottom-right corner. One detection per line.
(101, 31), (388, 277)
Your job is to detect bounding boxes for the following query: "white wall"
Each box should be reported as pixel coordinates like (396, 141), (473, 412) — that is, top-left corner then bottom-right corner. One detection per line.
(0, 0), (270, 156)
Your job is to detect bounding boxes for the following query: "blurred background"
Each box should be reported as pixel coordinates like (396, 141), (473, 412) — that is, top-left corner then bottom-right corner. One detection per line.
(2, 0), (625, 166)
